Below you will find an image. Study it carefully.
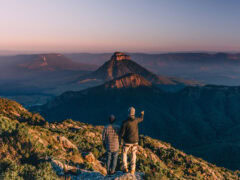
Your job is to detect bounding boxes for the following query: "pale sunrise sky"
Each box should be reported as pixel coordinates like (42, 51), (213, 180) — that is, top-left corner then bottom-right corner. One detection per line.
(0, 0), (240, 53)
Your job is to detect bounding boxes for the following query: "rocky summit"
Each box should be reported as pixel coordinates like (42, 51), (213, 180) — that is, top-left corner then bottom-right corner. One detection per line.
(111, 52), (131, 61)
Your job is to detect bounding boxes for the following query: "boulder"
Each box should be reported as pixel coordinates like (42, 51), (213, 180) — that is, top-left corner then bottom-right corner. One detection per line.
(82, 152), (107, 175)
(54, 135), (77, 151)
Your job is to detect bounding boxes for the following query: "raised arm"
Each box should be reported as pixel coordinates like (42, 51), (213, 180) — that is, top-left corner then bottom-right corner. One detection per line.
(136, 111), (144, 123)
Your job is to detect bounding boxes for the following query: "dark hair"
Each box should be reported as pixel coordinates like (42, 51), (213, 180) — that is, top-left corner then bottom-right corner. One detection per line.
(109, 115), (116, 124)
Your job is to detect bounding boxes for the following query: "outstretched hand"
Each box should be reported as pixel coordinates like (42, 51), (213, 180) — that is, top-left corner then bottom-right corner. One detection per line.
(141, 111), (144, 115)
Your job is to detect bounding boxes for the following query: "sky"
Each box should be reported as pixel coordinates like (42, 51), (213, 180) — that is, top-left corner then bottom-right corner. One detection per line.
(0, 0), (240, 53)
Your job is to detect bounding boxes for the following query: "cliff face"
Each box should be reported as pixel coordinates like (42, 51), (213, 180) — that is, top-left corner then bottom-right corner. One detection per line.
(103, 73), (152, 89)
(0, 98), (239, 179)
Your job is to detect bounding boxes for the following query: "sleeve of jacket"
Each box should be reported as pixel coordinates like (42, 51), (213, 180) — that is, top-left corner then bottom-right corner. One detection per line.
(102, 127), (107, 142)
(115, 125), (121, 145)
(119, 122), (126, 139)
(136, 114), (144, 123)
(116, 125), (120, 134)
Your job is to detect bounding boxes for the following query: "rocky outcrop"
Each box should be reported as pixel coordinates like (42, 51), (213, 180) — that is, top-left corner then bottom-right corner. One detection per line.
(51, 161), (143, 180)
(82, 152), (107, 175)
(54, 135), (78, 151)
(50, 154), (144, 179)
(111, 52), (131, 61)
(104, 73), (152, 89)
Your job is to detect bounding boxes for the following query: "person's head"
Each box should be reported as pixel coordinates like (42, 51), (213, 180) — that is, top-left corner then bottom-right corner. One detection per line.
(128, 106), (135, 117)
(109, 115), (116, 124)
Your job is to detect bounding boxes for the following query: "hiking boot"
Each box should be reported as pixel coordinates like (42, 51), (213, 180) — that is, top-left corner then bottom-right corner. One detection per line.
(123, 168), (129, 173)
(130, 170), (135, 175)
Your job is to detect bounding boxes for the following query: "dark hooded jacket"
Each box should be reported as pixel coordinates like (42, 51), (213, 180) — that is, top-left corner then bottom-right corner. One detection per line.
(120, 114), (144, 144)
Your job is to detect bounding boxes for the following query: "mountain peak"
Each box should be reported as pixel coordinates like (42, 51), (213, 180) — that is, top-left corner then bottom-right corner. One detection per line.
(78, 52), (200, 87)
(103, 73), (152, 89)
(90, 52), (158, 81)
(111, 52), (131, 61)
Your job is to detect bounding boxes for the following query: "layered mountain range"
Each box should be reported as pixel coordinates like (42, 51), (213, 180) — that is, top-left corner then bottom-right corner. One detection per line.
(18, 53), (97, 71)
(0, 53), (97, 81)
(0, 54), (98, 106)
(66, 52), (240, 86)
(0, 52), (199, 106)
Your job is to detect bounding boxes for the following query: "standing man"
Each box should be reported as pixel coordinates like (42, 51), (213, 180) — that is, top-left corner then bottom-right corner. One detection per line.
(102, 115), (120, 175)
(120, 107), (144, 175)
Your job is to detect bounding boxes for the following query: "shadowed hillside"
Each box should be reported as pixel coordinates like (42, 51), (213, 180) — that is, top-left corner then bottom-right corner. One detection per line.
(39, 75), (240, 170)
(0, 98), (239, 179)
